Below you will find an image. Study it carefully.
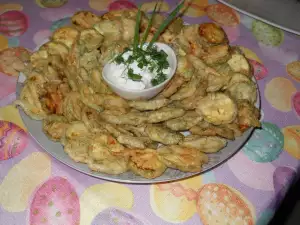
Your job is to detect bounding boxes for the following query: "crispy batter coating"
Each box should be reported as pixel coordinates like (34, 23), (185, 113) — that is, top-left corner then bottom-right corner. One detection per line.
(158, 145), (208, 172)
(147, 107), (185, 123)
(196, 92), (237, 125)
(165, 111), (203, 131)
(129, 149), (167, 179)
(15, 9), (262, 179)
(146, 124), (184, 145)
(180, 135), (227, 153)
(129, 98), (171, 111)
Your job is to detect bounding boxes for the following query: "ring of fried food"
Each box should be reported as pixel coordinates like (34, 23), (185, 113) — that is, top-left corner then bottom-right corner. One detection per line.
(15, 9), (261, 179)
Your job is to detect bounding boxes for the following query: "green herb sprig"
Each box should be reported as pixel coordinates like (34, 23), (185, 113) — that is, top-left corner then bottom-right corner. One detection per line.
(113, 0), (186, 86)
(147, 0), (185, 49)
(140, 1), (159, 46)
(133, 5), (142, 53)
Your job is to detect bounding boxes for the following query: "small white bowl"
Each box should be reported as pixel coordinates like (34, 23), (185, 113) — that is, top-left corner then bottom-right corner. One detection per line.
(102, 43), (177, 100)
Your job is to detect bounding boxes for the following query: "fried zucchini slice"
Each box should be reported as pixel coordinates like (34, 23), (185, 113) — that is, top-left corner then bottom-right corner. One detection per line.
(202, 44), (231, 66)
(71, 11), (101, 29)
(227, 48), (252, 76)
(79, 28), (104, 52)
(40, 41), (69, 59)
(198, 23), (228, 45)
(196, 92), (237, 125)
(51, 26), (79, 49)
(93, 20), (122, 40)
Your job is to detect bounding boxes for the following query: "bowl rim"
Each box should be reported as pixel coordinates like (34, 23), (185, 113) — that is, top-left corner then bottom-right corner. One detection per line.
(102, 42), (177, 93)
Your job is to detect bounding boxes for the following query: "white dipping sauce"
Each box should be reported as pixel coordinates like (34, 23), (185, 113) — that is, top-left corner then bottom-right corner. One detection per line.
(105, 50), (171, 91)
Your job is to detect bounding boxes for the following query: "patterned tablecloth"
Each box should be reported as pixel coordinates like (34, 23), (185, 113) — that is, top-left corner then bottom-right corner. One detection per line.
(0, 0), (299, 225)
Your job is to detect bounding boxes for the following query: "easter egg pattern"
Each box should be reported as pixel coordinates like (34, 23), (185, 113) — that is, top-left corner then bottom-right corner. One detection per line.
(0, 35), (9, 51)
(0, 120), (28, 160)
(33, 29), (52, 46)
(8, 37), (19, 47)
(273, 167), (296, 202)
(256, 209), (275, 225)
(89, 0), (111, 11)
(287, 61), (300, 82)
(238, 46), (263, 64)
(51, 17), (71, 32)
(91, 208), (151, 225)
(80, 183), (133, 225)
(248, 59), (268, 80)
(228, 151), (276, 191)
(29, 176), (80, 225)
(141, 1), (169, 12)
(0, 3), (23, 12)
(150, 176), (202, 223)
(292, 91), (300, 118)
(264, 77), (297, 112)
(0, 152), (51, 212)
(182, 0), (208, 17)
(40, 0), (68, 8)
(0, 11), (28, 37)
(0, 105), (27, 130)
(243, 122), (283, 163)
(282, 125), (300, 159)
(206, 4), (240, 27)
(252, 20), (284, 46)
(197, 183), (255, 225)
(222, 26), (240, 43)
(108, 0), (137, 11)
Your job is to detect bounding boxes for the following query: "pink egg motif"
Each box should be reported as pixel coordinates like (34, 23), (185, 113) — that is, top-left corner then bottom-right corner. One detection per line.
(29, 176), (80, 225)
(223, 26), (240, 43)
(39, 8), (74, 21)
(0, 120), (28, 161)
(273, 166), (296, 205)
(227, 151), (276, 191)
(108, 0), (137, 11)
(0, 10), (29, 37)
(248, 59), (268, 80)
(33, 29), (52, 47)
(292, 91), (300, 118)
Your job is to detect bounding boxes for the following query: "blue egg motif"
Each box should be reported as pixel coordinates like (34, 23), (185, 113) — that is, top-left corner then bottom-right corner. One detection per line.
(8, 37), (19, 47)
(50, 17), (71, 32)
(202, 171), (216, 184)
(256, 209), (275, 225)
(91, 208), (150, 225)
(243, 122), (284, 162)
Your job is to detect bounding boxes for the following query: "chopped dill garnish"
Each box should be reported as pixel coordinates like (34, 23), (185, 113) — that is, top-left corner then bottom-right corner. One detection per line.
(112, 0), (185, 85)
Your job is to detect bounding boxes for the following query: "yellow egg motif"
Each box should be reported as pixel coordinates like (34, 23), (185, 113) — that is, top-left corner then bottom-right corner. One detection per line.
(206, 4), (240, 27)
(264, 77), (297, 112)
(89, 0), (111, 11)
(150, 176), (202, 223)
(80, 182), (133, 225)
(0, 3), (23, 12)
(182, 0), (208, 17)
(0, 152), (51, 212)
(141, 1), (169, 12)
(39, 0), (68, 8)
(0, 105), (26, 130)
(282, 125), (300, 159)
(0, 35), (8, 51)
(238, 46), (263, 64)
(286, 61), (300, 82)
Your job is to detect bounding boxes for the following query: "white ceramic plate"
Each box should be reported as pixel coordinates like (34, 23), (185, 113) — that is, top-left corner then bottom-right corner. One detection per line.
(218, 0), (300, 35)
